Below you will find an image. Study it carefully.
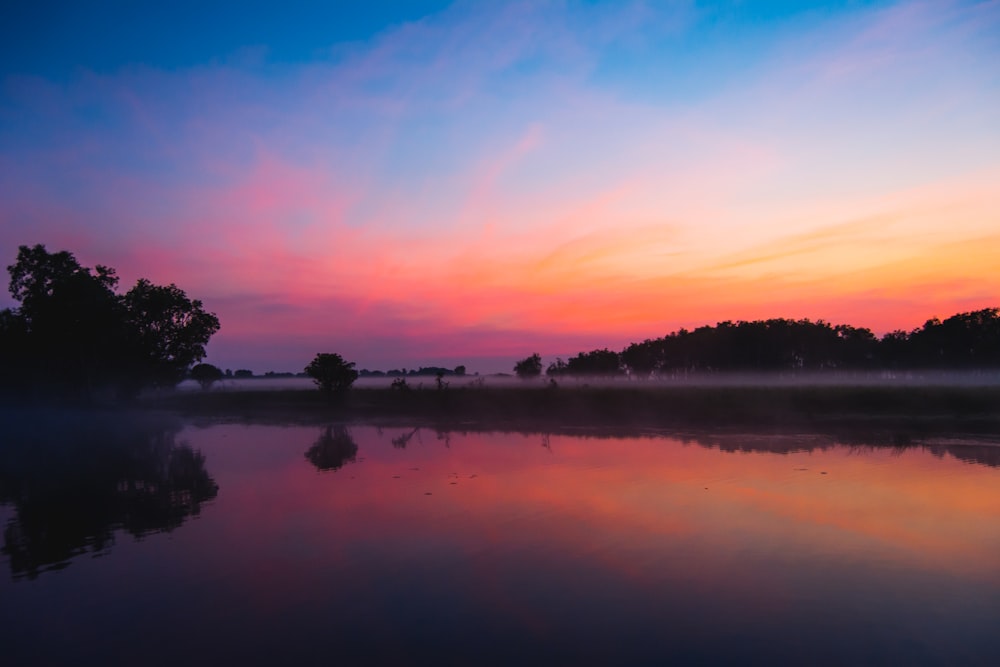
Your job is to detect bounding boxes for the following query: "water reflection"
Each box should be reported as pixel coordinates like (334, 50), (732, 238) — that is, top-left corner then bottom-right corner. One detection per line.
(304, 425), (358, 471)
(3, 418), (999, 665)
(0, 410), (218, 580)
(352, 422), (1000, 470)
(391, 427), (420, 449)
(677, 430), (1000, 468)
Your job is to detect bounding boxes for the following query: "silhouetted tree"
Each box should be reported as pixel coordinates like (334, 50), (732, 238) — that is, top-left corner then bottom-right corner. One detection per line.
(834, 324), (878, 368)
(305, 353), (359, 396)
(190, 363), (224, 390)
(617, 318), (888, 376)
(546, 349), (623, 376)
(546, 358), (568, 376)
(514, 353), (543, 379)
(621, 339), (661, 378)
(0, 307), (30, 394)
(2, 244), (220, 401)
(454, 365), (466, 376)
(565, 348), (623, 376)
(5, 245), (127, 399)
(906, 308), (1000, 368)
(122, 279), (220, 391)
(879, 330), (911, 368)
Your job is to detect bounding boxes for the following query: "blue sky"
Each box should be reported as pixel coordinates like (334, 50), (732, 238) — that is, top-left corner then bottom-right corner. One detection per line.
(2, 1), (454, 76)
(3, 1), (891, 77)
(2, 1), (998, 373)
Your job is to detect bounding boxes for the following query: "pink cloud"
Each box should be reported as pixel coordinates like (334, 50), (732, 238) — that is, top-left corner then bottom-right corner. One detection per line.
(2, 1), (998, 370)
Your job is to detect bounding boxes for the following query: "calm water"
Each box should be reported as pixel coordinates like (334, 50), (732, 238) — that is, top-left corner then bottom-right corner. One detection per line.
(1, 413), (999, 666)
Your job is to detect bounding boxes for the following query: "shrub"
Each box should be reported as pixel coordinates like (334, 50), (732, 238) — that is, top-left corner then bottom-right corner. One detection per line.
(304, 353), (359, 396)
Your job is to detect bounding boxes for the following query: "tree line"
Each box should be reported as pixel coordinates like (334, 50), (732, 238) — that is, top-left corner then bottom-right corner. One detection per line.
(0, 245), (219, 402)
(514, 310), (1000, 378)
(359, 365), (467, 378)
(3, 245), (997, 400)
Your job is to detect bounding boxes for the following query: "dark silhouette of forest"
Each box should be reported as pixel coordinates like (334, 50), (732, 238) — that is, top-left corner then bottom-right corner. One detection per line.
(0, 410), (218, 579)
(0, 245), (219, 402)
(359, 365), (467, 378)
(523, 309), (1000, 378)
(2, 244), (997, 398)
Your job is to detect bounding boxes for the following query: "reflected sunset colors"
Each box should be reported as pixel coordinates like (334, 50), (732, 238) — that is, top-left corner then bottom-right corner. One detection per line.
(203, 426), (1000, 588)
(5, 419), (996, 665)
(4, 2), (1000, 664)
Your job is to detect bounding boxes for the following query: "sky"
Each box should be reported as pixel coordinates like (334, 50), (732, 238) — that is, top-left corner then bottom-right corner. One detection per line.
(1, 1), (998, 373)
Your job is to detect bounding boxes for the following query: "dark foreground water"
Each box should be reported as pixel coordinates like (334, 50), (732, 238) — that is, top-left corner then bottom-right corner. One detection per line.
(1, 414), (998, 666)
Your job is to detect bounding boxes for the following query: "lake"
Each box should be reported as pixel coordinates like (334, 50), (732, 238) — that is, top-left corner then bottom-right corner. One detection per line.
(1, 412), (998, 665)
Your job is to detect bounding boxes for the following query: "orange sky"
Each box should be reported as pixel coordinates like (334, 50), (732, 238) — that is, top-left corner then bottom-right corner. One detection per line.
(2, 1), (998, 371)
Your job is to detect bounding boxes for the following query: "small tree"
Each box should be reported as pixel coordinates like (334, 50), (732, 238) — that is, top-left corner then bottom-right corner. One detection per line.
(435, 372), (448, 390)
(190, 363), (224, 390)
(546, 358), (568, 376)
(305, 353), (359, 396)
(514, 353), (543, 379)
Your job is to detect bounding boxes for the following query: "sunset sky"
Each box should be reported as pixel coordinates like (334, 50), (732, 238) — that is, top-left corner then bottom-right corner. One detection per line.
(2, 1), (998, 373)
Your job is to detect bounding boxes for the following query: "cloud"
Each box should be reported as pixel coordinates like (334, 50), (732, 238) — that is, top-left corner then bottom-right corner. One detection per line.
(1, 0), (998, 368)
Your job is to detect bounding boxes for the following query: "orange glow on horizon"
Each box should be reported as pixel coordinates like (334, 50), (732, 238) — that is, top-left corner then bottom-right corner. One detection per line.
(4, 0), (998, 370)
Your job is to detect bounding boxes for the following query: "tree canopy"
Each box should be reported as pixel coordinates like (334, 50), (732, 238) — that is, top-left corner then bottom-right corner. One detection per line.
(547, 348), (623, 377)
(123, 279), (221, 389)
(514, 353), (543, 379)
(305, 353), (359, 395)
(529, 310), (1000, 379)
(0, 244), (220, 402)
(190, 363), (225, 390)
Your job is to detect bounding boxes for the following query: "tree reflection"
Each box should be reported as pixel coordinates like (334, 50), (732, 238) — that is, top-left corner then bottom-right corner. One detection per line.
(391, 427), (420, 449)
(415, 419), (1000, 470)
(0, 410), (218, 580)
(305, 425), (358, 471)
(679, 430), (1000, 468)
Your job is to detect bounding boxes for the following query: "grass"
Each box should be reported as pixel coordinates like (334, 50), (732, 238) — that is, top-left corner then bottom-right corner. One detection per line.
(145, 382), (1000, 432)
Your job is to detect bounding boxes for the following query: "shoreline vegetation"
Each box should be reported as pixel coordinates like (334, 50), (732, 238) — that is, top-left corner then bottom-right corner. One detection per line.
(143, 380), (1000, 434)
(3, 244), (1000, 436)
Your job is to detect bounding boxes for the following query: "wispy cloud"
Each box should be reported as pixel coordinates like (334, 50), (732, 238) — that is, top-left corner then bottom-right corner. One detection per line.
(1, 0), (998, 370)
